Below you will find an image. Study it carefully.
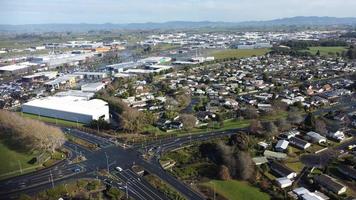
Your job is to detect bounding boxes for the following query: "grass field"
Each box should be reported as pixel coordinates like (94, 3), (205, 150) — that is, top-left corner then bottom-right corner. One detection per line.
(0, 140), (40, 176)
(21, 112), (84, 127)
(210, 48), (270, 60)
(302, 46), (347, 56)
(203, 180), (270, 200)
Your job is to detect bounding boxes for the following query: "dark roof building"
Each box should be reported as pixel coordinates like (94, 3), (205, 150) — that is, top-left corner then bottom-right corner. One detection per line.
(314, 174), (347, 195)
(337, 164), (356, 180)
(269, 161), (297, 179)
(289, 137), (311, 150)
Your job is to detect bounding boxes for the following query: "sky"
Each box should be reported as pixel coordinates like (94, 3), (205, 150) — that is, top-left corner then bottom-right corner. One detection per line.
(1, 0), (356, 25)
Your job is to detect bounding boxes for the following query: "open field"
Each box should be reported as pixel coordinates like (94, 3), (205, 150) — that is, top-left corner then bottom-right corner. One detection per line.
(210, 48), (270, 60)
(0, 140), (40, 176)
(301, 46), (347, 56)
(203, 180), (270, 200)
(21, 112), (85, 127)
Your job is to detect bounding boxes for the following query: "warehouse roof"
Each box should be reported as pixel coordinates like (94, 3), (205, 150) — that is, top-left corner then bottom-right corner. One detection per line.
(23, 96), (108, 116)
(0, 62), (36, 71)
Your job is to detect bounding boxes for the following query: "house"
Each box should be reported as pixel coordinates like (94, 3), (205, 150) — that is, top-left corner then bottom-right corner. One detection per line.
(275, 140), (289, 152)
(293, 187), (329, 200)
(269, 161), (297, 179)
(337, 164), (356, 180)
(281, 130), (300, 139)
(252, 156), (268, 165)
(264, 150), (287, 160)
(275, 177), (293, 188)
(326, 131), (345, 142)
(289, 137), (311, 150)
(314, 174), (347, 195)
(306, 131), (327, 144)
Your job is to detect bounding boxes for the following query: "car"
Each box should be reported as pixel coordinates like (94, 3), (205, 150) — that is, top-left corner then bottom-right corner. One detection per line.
(73, 168), (81, 173)
(115, 166), (123, 172)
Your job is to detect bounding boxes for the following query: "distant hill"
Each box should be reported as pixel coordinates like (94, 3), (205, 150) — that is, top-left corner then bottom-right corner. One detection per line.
(1, 16), (356, 33)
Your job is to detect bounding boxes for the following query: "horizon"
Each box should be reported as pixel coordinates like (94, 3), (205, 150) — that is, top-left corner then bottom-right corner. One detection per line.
(1, 0), (356, 25)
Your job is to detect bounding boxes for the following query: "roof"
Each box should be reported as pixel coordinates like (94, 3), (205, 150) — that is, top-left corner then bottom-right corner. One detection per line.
(293, 187), (309, 196)
(264, 150), (287, 159)
(275, 177), (293, 186)
(55, 90), (94, 100)
(252, 157), (268, 165)
(22, 96), (108, 116)
(337, 164), (356, 180)
(314, 174), (346, 194)
(270, 161), (296, 177)
(276, 140), (289, 149)
(0, 62), (35, 71)
(301, 193), (324, 200)
(289, 137), (310, 148)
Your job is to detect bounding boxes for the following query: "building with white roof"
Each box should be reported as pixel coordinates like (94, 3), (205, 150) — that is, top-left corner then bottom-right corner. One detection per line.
(22, 96), (109, 124)
(0, 62), (37, 75)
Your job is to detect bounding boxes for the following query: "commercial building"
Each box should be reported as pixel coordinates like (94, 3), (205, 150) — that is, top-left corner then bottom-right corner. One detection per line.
(0, 62), (37, 75)
(81, 82), (106, 92)
(22, 96), (109, 124)
(22, 71), (58, 83)
(73, 71), (107, 80)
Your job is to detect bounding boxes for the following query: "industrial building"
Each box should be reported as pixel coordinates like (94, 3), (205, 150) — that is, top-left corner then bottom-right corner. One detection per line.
(81, 82), (106, 92)
(0, 62), (38, 75)
(22, 71), (58, 83)
(73, 71), (107, 80)
(22, 96), (109, 124)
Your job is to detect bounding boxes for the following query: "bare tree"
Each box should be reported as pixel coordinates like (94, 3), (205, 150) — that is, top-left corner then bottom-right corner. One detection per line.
(218, 165), (231, 180)
(179, 114), (197, 130)
(0, 110), (65, 153)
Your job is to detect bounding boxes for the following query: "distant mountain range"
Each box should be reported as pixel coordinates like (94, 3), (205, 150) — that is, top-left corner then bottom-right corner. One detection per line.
(1, 16), (356, 33)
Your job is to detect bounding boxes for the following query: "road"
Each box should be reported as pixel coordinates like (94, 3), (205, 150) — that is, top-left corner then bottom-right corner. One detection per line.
(1, 98), (354, 200)
(0, 127), (235, 200)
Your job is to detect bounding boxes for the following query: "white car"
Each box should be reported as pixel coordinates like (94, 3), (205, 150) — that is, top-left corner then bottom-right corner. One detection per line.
(115, 166), (123, 172)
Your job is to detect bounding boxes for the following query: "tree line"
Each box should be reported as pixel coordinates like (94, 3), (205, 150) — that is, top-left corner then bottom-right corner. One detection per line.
(0, 110), (66, 153)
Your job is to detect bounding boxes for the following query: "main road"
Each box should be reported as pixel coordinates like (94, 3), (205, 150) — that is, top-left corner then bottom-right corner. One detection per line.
(0, 127), (239, 200)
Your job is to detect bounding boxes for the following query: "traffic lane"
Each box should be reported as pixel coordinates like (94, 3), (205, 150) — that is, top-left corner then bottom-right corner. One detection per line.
(114, 169), (168, 200)
(1, 164), (84, 193)
(139, 161), (205, 200)
(63, 141), (93, 156)
(64, 129), (113, 148)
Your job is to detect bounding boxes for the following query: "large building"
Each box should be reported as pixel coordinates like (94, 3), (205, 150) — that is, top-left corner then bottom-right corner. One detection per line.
(22, 96), (109, 124)
(0, 62), (38, 75)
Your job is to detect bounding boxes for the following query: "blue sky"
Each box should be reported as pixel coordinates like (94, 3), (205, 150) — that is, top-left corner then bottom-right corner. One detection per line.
(1, 0), (356, 24)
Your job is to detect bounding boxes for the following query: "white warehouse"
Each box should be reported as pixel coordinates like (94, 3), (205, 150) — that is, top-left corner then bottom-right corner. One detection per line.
(22, 96), (109, 124)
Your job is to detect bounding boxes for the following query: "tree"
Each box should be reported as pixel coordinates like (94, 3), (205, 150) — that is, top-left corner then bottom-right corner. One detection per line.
(89, 118), (110, 130)
(287, 112), (304, 124)
(275, 118), (291, 131)
(262, 121), (279, 138)
(304, 113), (316, 128)
(249, 120), (263, 136)
(218, 165), (231, 180)
(316, 50), (321, 57)
(314, 119), (327, 135)
(241, 106), (259, 119)
(234, 151), (254, 180)
(229, 133), (249, 151)
(120, 107), (145, 133)
(105, 187), (123, 200)
(179, 114), (197, 130)
(0, 110), (66, 153)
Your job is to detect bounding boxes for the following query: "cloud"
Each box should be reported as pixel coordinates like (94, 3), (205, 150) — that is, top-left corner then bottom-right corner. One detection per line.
(0, 0), (355, 24)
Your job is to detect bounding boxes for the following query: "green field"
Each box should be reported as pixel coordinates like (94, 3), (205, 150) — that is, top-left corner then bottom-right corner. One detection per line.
(211, 48), (270, 60)
(0, 140), (40, 176)
(203, 180), (270, 200)
(302, 46), (347, 56)
(21, 112), (84, 127)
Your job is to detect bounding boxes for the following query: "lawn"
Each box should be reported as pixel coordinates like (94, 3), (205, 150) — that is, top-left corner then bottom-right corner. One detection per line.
(0, 140), (40, 177)
(302, 46), (347, 56)
(203, 180), (270, 200)
(21, 112), (84, 127)
(211, 48), (270, 60)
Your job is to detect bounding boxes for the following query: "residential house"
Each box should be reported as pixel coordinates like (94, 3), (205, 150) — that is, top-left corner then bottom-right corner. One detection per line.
(275, 177), (293, 188)
(326, 130), (345, 142)
(264, 150), (287, 160)
(289, 137), (311, 150)
(269, 161), (297, 179)
(314, 174), (347, 195)
(306, 131), (327, 144)
(337, 165), (356, 180)
(275, 140), (289, 152)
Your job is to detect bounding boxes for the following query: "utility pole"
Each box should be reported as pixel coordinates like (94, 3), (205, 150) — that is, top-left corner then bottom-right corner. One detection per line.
(50, 170), (54, 188)
(105, 152), (109, 173)
(18, 160), (23, 174)
(126, 183), (129, 199)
